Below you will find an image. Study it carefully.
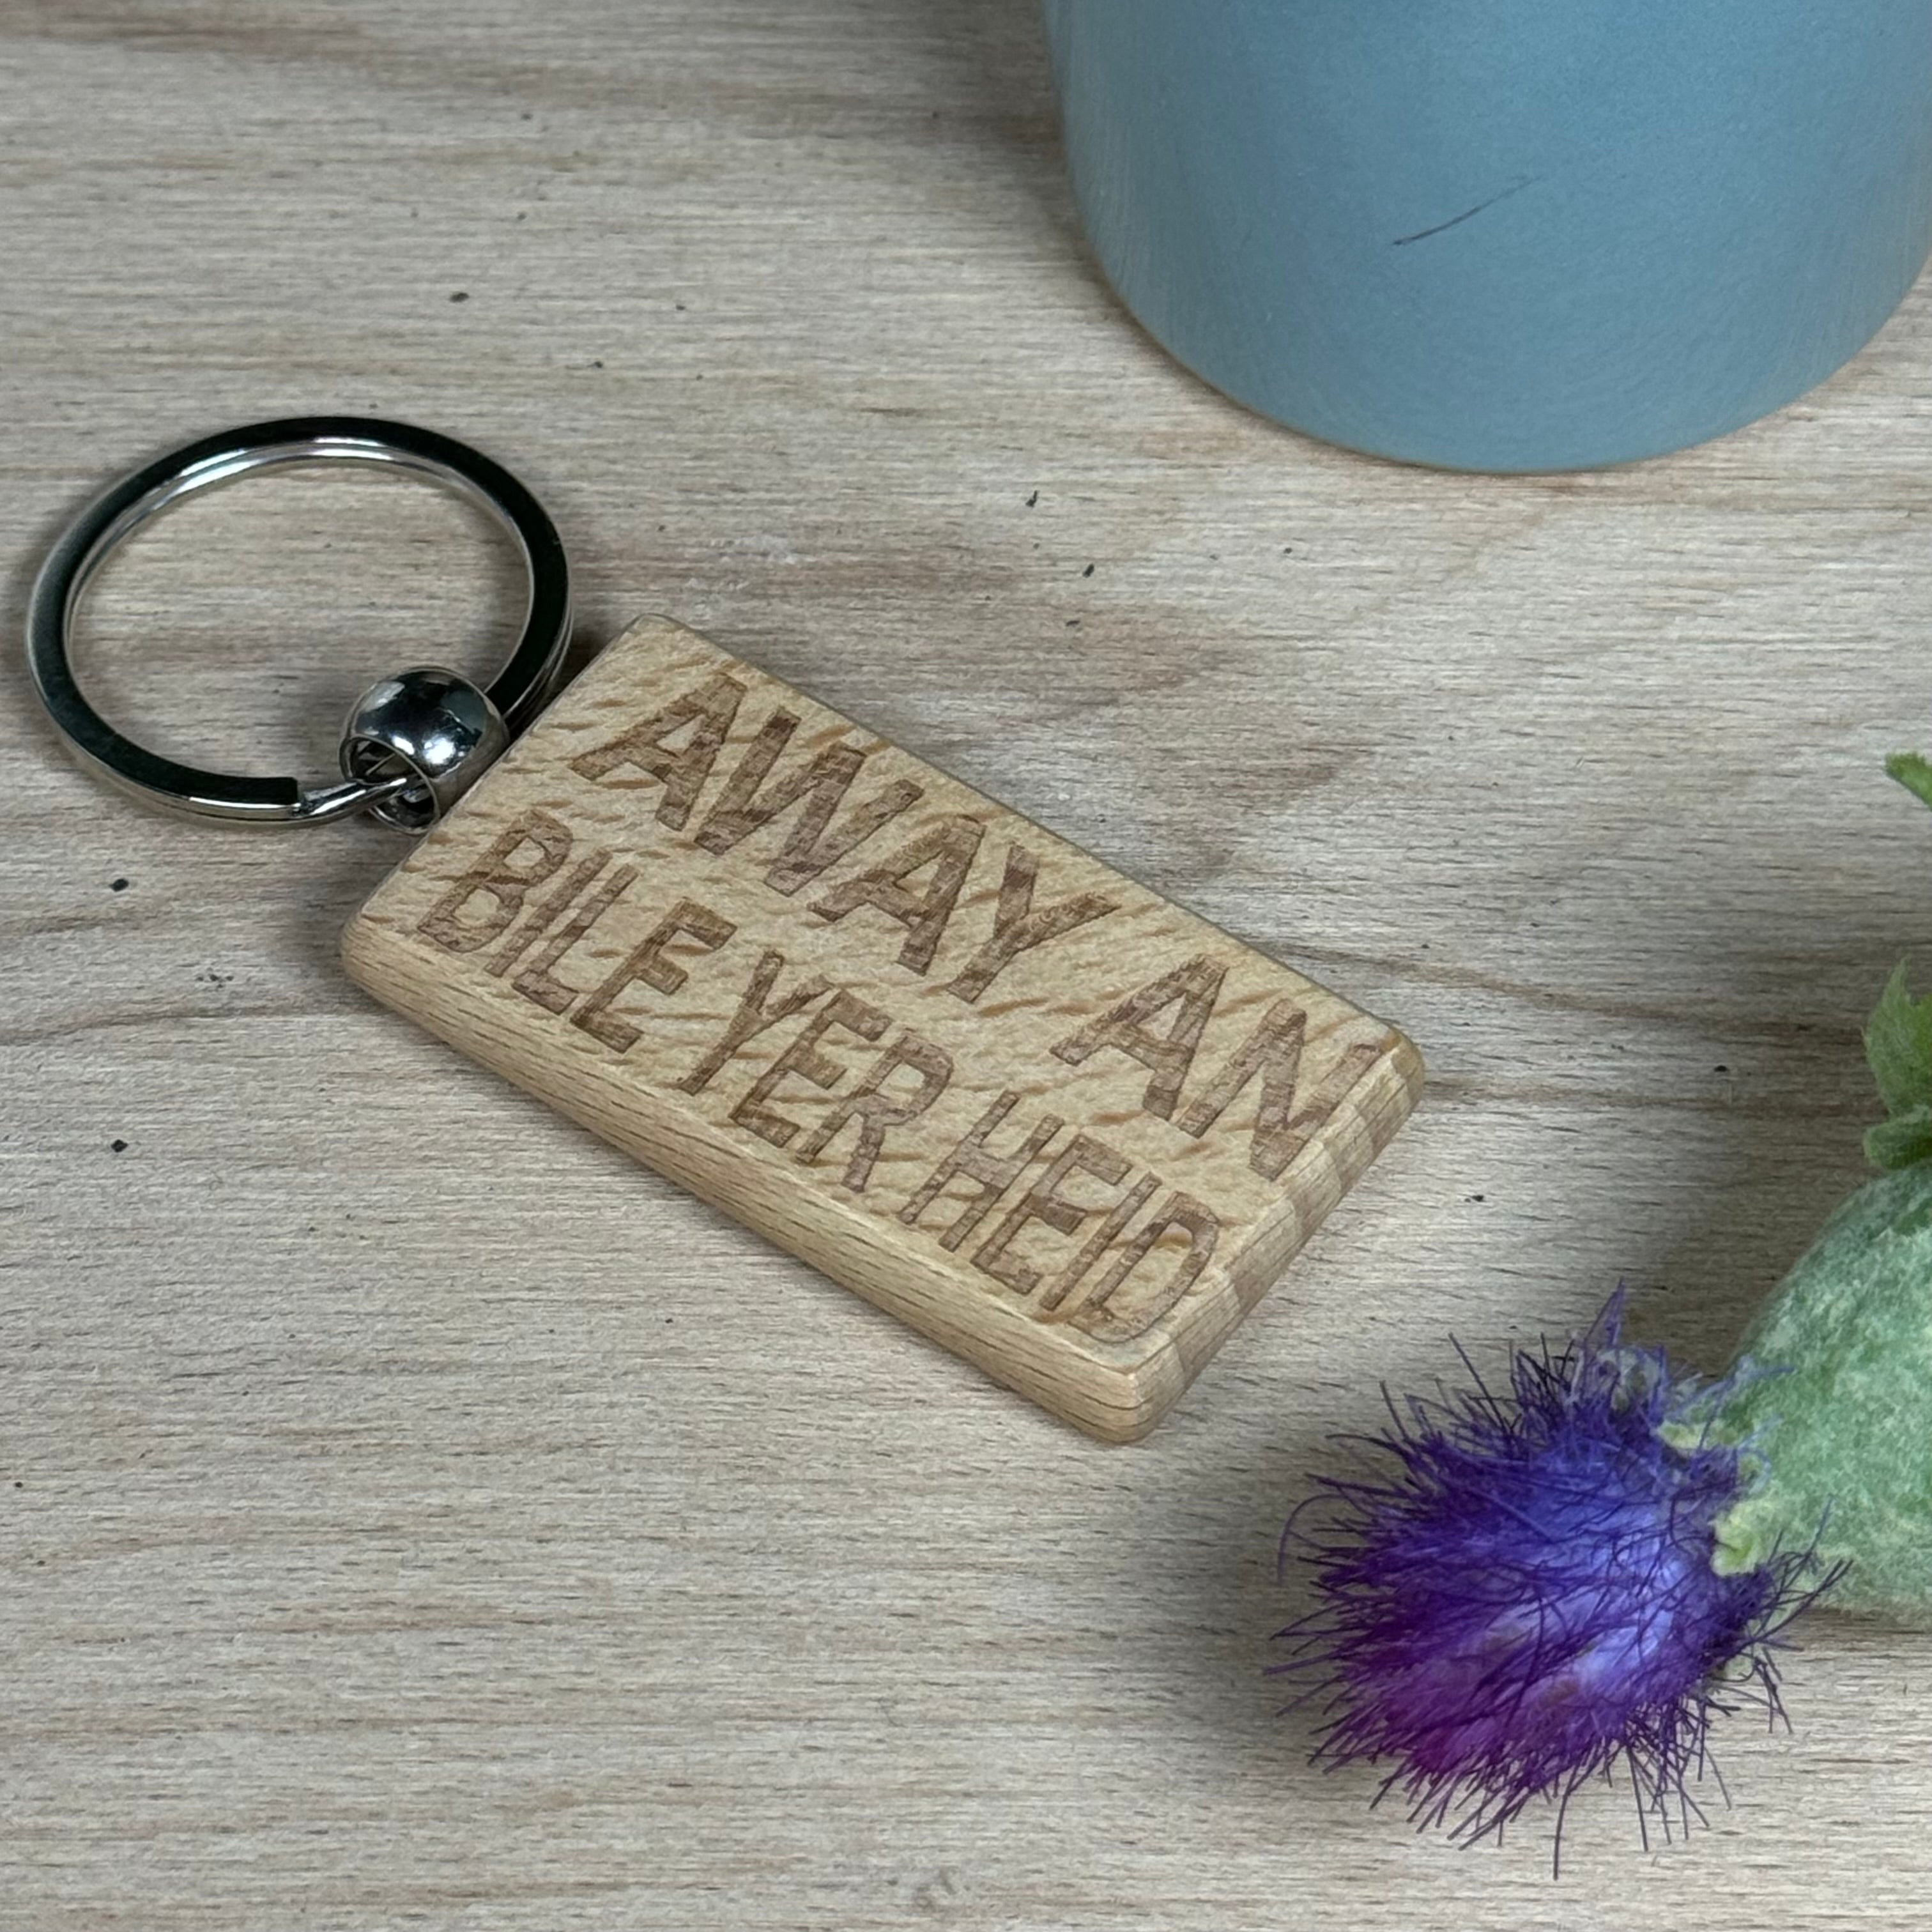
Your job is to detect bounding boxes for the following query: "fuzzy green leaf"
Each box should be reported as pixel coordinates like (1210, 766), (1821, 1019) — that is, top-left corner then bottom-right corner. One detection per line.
(1866, 755), (1932, 1169)
(1888, 751), (1932, 813)
(1867, 1103), (1932, 1172)
(1866, 959), (1932, 1129)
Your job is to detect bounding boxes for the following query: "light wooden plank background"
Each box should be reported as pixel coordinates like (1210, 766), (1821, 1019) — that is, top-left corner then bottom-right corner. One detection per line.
(5, 4), (1932, 1927)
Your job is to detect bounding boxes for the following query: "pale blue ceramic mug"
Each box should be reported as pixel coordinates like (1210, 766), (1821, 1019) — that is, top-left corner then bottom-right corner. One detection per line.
(1044, 0), (1932, 471)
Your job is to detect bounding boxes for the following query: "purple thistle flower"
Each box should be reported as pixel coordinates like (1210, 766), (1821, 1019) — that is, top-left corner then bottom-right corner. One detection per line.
(1272, 1298), (1834, 1858)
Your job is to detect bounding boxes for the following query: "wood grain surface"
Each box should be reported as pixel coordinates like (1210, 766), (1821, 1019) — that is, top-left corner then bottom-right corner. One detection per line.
(4, 4), (1932, 1927)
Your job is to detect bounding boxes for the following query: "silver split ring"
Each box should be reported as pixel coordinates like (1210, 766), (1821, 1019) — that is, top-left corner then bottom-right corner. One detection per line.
(26, 415), (572, 832)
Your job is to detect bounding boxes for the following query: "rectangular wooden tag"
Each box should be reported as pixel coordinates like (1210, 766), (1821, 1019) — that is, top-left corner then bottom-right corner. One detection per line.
(342, 618), (1422, 1439)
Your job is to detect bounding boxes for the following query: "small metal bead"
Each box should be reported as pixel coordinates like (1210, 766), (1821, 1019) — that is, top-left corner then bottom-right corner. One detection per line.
(339, 667), (510, 832)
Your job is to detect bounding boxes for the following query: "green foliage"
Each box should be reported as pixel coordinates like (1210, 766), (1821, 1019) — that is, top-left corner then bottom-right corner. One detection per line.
(1864, 963), (1932, 1168)
(1712, 1164), (1932, 1623)
(1703, 760), (1932, 1623)
(1864, 757), (1932, 1169)
(1865, 1103), (1932, 1172)
(1885, 750), (1932, 813)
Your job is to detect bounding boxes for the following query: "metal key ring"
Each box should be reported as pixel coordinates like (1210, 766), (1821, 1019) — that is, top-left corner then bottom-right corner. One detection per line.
(26, 415), (572, 831)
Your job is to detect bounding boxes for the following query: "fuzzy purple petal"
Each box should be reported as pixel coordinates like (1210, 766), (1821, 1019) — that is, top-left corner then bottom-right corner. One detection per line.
(1273, 1298), (1834, 1851)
